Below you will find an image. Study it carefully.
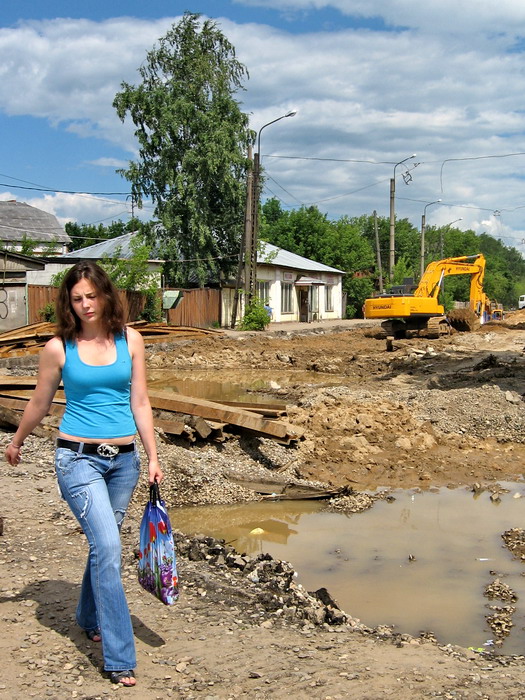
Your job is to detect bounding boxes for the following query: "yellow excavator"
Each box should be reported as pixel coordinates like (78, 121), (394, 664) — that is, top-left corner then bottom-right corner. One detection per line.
(364, 254), (499, 337)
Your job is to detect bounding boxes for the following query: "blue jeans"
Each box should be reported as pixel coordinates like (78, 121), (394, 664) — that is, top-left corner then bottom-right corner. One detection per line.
(55, 445), (140, 671)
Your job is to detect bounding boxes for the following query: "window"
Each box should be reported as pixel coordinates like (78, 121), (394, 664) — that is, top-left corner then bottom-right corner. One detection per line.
(325, 285), (334, 312)
(256, 280), (270, 303)
(281, 282), (293, 313)
(309, 285), (319, 314)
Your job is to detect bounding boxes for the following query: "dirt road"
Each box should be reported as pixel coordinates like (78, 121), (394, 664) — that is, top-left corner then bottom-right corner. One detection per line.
(3, 317), (525, 698)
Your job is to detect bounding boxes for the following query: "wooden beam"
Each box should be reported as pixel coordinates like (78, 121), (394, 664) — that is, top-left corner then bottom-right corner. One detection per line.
(147, 389), (302, 440)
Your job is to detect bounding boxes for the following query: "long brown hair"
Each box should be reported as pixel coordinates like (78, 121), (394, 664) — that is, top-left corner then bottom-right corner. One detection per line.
(55, 261), (125, 341)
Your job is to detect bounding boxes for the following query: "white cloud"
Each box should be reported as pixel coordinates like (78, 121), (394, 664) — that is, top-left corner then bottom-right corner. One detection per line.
(234, 0), (525, 34)
(0, 10), (524, 249)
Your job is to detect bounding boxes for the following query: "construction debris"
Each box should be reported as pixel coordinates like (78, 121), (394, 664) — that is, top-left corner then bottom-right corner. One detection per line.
(0, 321), (224, 358)
(0, 374), (302, 446)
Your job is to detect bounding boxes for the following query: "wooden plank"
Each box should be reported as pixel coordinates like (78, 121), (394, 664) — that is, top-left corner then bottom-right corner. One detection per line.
(0, 396), (65, 417)
(0, 400), (54, 438)
(0, 380), (303, 442)
(147, 388), (302, 440)
(153, 417), (188, 436)
(219, 400), (287, 411)
(189, 416), (213, 439)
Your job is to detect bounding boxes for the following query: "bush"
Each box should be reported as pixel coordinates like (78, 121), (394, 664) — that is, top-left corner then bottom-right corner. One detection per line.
(239, 298), (271, 331)
(39, 302), (56, 322)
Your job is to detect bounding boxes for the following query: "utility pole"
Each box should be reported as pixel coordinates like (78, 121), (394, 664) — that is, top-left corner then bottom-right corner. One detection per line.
(388, 154), (417, 282)
(373, 210), (384, 293)
(246, 149), (260, 302)
(246, 110), (297, 304)
(231, 145), (253, 328)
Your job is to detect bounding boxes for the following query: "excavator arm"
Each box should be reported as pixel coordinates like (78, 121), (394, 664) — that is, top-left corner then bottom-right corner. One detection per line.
(414, 254), (486, 304)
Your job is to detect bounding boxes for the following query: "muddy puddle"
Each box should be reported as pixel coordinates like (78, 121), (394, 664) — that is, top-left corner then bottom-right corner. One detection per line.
(173, 483), (525, 654)
(147, 368), (346, 402)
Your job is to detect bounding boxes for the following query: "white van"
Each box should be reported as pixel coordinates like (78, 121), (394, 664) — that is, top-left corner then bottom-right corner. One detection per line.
(519, 295), (525, 309)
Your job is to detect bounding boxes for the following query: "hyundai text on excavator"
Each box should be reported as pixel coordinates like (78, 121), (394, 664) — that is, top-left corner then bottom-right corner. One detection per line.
(363, 254), (500, 337)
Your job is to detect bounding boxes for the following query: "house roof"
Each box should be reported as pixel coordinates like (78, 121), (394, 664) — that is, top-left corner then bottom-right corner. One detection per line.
(0, 200), (70, 243)
(59, 231), (163, 262)
(260, 242), (345, 275)
(59, 232), (345, 276)
(60, 231), (138, 259)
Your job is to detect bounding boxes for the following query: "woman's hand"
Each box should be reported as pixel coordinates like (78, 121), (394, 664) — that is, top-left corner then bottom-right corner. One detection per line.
(5, 442), (22, 466)
(148, 460), (163, 485)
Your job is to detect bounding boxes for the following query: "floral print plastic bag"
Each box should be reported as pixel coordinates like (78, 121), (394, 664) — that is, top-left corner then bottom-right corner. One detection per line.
(138, 481), (179, 605)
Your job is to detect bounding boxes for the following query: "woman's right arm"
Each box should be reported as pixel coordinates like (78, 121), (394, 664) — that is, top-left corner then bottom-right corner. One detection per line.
(5, 337), (64, 466)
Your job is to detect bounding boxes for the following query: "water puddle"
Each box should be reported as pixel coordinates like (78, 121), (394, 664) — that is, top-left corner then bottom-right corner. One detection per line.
(173, 483), (525, 654)
(147, 368), (346, 403)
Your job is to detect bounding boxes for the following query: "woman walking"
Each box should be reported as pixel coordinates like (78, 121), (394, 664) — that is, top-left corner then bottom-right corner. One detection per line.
(5, 261), (162, 687)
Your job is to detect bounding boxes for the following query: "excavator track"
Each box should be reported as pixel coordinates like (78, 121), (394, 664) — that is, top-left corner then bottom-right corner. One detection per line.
(425, 316), (451, 338)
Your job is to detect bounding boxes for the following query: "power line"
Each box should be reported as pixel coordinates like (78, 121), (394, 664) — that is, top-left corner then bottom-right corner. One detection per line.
(0, 181), (129, 196)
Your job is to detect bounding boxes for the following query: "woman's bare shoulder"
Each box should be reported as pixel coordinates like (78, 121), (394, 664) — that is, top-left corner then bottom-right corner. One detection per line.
(43, 336), (66, 358)
(125, 325), (143, 343)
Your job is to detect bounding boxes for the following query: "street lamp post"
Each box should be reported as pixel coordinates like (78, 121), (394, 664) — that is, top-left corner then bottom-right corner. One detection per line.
(246, 109), (297, 303)
(420, 199), (442, 277)
(389, 154), (417, 282)
(440, 218), (463, 258)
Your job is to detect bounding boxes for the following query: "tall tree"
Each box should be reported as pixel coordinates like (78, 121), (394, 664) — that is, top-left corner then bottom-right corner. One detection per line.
(113, 12), (252, 285)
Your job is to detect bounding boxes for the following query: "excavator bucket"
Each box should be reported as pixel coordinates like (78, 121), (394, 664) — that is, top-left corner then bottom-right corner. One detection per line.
(447, 308), (480, 332)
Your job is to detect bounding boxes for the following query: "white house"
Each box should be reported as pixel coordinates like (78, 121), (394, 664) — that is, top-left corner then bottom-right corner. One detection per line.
(25, 233), (346, 328)
(222, 242), (346, 325)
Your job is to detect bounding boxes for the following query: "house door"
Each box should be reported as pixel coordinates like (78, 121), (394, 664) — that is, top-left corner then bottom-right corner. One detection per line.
(299, 288), (309, 322)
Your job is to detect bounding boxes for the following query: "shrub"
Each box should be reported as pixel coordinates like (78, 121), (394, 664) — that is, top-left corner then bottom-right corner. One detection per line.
(39, 302), (56, 322)
(239, 298), (271, 331)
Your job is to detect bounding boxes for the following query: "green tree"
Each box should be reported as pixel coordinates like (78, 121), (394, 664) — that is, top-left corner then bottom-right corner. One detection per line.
(113, 12), (252, 286)
(18, 235), (38, 256)
(100, 234), (161, 322)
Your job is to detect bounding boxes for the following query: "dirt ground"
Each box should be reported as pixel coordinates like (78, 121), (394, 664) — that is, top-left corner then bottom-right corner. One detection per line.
(4, 315), (525, 698)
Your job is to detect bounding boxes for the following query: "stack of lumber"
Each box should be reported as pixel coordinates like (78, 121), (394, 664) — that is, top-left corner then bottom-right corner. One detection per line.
(0, 322), (224, 357)
(0, 375), (303, 445)
(0, 322), (56, 357)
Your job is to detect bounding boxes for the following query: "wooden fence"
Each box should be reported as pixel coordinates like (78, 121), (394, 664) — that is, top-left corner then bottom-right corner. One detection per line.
(28, 285), (221, 328)
(28, 285), (145, 324)
(166, 287), (221, 328)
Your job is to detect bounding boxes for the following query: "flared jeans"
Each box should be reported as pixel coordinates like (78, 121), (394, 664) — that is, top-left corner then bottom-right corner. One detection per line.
(55, 445), (140, 671)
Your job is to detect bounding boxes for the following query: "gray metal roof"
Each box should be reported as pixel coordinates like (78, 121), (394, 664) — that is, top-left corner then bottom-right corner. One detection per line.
(260, 242), (345, 274)
(61, 232), (345, 276)
(60, 231), (139, 259)
(0, 200), (70, 243)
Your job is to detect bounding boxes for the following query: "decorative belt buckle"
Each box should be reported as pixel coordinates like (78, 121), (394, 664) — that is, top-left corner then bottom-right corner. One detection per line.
(97, 443), (120, 457)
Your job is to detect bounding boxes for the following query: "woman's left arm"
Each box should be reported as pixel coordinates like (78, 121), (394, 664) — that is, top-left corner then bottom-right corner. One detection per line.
(128, 326), (163, 484)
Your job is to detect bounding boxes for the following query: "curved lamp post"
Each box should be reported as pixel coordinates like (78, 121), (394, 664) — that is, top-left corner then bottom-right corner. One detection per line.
(420, 199), (442, 276)
(440, 217), (463, 258)
(246, 109), (297, 302)
(389, 154), (417, 282)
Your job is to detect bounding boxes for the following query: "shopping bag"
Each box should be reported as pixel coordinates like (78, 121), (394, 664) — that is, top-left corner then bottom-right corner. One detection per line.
(138, 481), (179, 605)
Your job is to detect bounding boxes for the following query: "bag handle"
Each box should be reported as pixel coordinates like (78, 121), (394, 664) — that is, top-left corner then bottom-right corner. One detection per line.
(149, 480), (161, 506)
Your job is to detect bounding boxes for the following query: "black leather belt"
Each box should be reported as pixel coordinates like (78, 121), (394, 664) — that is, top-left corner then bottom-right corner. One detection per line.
(56, 438), (135, 457)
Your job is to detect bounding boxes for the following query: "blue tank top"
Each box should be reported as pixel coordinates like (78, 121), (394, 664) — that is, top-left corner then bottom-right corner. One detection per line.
(59, 332), (137, 439)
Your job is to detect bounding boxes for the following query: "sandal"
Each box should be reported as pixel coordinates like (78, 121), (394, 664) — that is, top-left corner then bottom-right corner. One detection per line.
(109, 670), (136, 686)
(86, 628), (101, 642)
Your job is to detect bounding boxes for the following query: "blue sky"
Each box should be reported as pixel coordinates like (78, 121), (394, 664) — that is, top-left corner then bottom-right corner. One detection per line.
(1, 1), (525, 253)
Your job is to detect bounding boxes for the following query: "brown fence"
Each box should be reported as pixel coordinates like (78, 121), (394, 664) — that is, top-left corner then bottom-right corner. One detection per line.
(28, 284), (221, 328)
(166, 287), (221, 328)
(28, 285), (146, 324)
